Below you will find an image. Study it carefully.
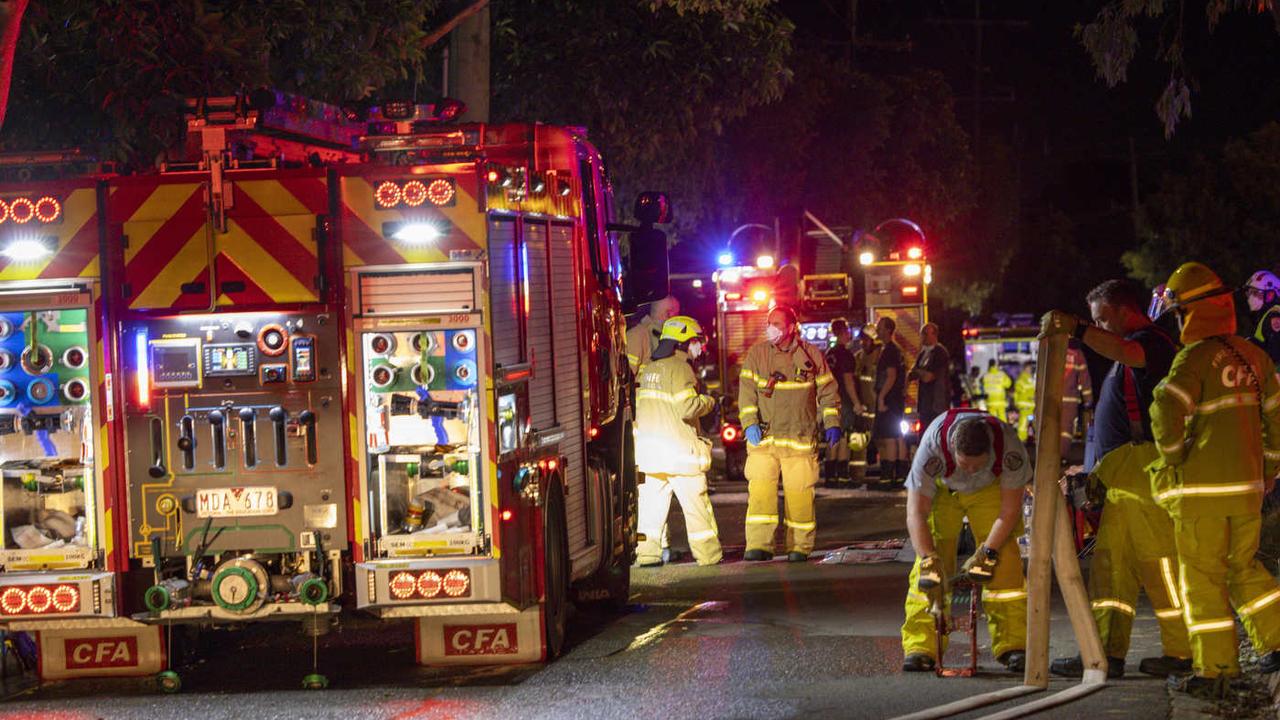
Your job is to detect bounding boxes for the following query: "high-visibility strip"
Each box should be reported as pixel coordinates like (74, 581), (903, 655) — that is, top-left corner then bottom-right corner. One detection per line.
(636, 388), (699, 404)
(784, 519), (816, 531)
(1238, 588), (1280, 617)
(1155, 608), (1183, 619)
(627, 352), (640, 365)
(816, 373), (834, 386)
(858, 374), (874, 382)
(1162, 381), (1197, 413)
(823, 407), (839, 418)
(672, 388), (697, 402)
(772, 380), (815, 390)
(850, 461), (867, 466)
(1060, 431), (1074, 439)
(907, 590), (931, 603)
(1266, 391), (1280, 412)
(1108, 488), (1147, 503)
(1160, 557), (1181, 610)
(1154, 480), (1264, 503)
(745, 514), (778, 524)
(1158, 440), (1185, 456)
(984, 589), (1028, 602)
(688, 528), (719, 541)
(740, 405), (758, 416)
(1186, 618), (1235, 635)
(1091, 599), (1136, 616)
(1265, 449), (1280, 461)
(758, 436), (815, 452)
(741, 369), (761, 382)
(1062, 397), (1079, 404)
(1195, 393), (1258, 415)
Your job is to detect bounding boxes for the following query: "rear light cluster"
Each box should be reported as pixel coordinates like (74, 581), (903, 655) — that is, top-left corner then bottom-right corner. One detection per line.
(374, 178), (456, 209)
(388, 569), (471, 601)
(721, 424), (740, 443)
(0, 583), (80, 615)
(0, 196), (62, 225)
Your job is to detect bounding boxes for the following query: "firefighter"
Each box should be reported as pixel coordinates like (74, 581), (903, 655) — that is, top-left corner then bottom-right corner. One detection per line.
(1042, 278), (1188, 680)
(1060, 340), (1093, 459)
(964, 365), (986, 410)
(850, 326), (883, 485)
(901, 409), (1030, 673)
(626, 295), (679, 375)
(982, 359), (1012, 422)
(1149, 262), (1280, 696)
(1244, 270), (1280, 364)
(824, 319), (859, 486)
(633, 316), (722, 567)
(739, 305), (841, 562)
(1012, 361), (1036, 441)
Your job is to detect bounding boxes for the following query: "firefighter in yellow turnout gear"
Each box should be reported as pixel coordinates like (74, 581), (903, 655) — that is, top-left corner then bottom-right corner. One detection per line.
(739, 305), (841, 562)
(633, 316), (722, 566)
(1149, 262), (1280, 696)
(626, 295), (679, 375)
(901, 409), (1031, 673)
(1013, 361), (1036, 441)
(983, 361), (1013, 422)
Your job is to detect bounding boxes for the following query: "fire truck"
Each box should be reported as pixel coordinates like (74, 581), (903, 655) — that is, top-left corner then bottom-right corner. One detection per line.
(341, 105), (664, 664)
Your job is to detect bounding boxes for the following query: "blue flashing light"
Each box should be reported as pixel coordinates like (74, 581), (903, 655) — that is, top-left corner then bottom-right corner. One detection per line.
(717, 252), (734, 267)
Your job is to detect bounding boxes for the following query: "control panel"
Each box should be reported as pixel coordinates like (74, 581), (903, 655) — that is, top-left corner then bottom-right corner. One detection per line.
(123, 312), (344, 560)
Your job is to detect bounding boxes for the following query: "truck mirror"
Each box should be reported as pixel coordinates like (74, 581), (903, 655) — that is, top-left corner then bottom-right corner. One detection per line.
(634, 192), (673, 225)
(624, 226), (669, 312)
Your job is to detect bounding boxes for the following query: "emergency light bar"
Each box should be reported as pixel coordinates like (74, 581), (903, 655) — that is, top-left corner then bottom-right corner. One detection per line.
(374, 178), (457, 209)
(0, 196), (62, 225)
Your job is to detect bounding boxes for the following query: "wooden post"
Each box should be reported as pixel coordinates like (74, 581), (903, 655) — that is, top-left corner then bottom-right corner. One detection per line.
(1053, 489), (1107, 680)
(1023, 333), (1067, 688)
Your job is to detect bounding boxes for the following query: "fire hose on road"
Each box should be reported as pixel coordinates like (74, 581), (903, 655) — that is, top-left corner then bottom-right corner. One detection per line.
(892, 333), (1109, 720)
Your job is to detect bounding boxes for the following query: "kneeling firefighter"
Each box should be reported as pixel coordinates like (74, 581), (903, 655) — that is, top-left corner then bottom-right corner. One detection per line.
(633, 316), (723, 566)
(902, 409), (1031, 673)
(1149, 262), (1280, 697)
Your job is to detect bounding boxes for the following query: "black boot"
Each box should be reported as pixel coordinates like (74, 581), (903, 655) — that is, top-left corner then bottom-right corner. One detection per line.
(1139, 655), (1192, 677)
(903, 653), (936, 672)
(1051, 654), (1124, 679)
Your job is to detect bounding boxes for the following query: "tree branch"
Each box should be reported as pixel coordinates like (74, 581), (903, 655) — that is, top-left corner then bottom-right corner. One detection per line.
(420, 0), (489, 49)
(0, 0), (30, 133)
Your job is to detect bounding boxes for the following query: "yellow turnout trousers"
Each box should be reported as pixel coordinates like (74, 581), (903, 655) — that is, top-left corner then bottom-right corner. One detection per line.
(902, 480), (1027, 660)
(637, 473), (722, 566)
(1089, 509), (1190, 660)
(745, 445), (818, 554)
(987, 400), (1008, 423)
(1173, 514), (1280, 677)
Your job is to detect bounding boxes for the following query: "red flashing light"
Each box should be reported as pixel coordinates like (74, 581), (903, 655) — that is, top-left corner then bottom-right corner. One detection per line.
(426, 179), (455, 206)
(442, 570), (470, 597)
(913, 420), (923, 433)
(0, 587), (24, 614)
(8, 197), (33, 224)
(487, 169), (500, 183)
(388, 569), (471, 601)
(23, 585), (52, 613)
(0, 196), (61, 225)
(721, 425), (739, 443)
(0, 200), (7, 224)
(416, 571), (442, 598)
(51, 584), (79, 612)
(725, 292), (742, 300)
(401, 180), (428, 207)
(588, 426), (600, 439)
(902, 285), (920, 297)
(906, 246), (924, 260)
(501, 509), (514, 522)
(374, 181), (402, 209)
(547, 458), (559, 472)
(34, 197), (61, 223)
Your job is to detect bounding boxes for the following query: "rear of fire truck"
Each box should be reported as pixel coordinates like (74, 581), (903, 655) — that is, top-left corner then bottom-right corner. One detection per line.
(109, 93), (362, 690)
(342, 105), (667, 663)
(0, 154), (162, 681)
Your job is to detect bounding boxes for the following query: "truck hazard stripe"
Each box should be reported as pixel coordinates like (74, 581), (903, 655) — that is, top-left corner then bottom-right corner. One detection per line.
(0, 187), (100, 281)
(122, 189), (209, 309)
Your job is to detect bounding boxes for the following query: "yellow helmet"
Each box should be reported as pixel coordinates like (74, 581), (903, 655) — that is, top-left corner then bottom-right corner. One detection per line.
(1159, 262), (1236, 343)
(660, 315), (704, 344)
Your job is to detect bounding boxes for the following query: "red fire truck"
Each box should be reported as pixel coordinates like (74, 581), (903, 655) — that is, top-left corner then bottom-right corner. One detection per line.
(341, 104), (665, 664)
(0, 152), (166, 681)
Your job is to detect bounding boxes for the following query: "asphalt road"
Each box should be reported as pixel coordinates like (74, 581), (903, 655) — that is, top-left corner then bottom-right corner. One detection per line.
(0, 487), (1175, 720)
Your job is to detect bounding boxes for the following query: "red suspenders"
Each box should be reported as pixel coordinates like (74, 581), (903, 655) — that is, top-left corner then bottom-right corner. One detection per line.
(938, 408), (1005, 477)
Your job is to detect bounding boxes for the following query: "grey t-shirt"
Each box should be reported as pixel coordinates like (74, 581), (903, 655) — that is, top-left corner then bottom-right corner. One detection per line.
(905, 412), (1031, 497)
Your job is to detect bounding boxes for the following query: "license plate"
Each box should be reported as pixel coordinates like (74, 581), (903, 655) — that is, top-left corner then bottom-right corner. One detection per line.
(196, 487), (278, 518)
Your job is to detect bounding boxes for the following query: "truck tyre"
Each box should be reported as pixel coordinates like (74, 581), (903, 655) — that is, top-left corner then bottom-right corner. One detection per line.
(543, 481), (570, 659)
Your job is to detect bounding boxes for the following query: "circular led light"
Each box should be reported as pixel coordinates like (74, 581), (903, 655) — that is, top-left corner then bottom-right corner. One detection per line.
(374, 181), (402, 209)
(62, 346), (87, 369)
(0, 587), (25, 614)
(369, 333), (396, 356)
(370, 365), (396, 389)
(34, 196), (61, 224)
(26, 377), (55, 404)
(442, 570), (469, 597)
(25, 585), (52, 613)
(63, 378), (88, 402)
(401, 180), (428, 208)
(389, 571), (416, 600)
(416, 571), (443, 599)
(450, 331), (473, 353)
(0, 199), (8, 224)
(51, 584), (78, 612)
(426, 179), (455, 206)
(7, 198), (33, 224)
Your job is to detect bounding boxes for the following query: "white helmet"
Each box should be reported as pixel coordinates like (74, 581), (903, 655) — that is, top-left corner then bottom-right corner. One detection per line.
(1246, 270), (1280, 312)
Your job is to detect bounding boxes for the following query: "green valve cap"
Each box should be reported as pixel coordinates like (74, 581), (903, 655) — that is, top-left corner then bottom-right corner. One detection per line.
(298, 577), (329, 606)
(450, 459), (469, 474)
(143, 585), (171, 612)
(211, 566), (259, 612)
(156, 670), (182, 693)
(302, 673), (329, 690)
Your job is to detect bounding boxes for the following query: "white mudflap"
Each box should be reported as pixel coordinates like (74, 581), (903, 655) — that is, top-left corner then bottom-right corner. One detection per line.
(37, 623), (165, 680)
(415, 605), (543, 665)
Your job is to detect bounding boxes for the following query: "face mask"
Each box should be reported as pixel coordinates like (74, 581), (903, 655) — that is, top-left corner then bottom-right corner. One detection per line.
(688, 341), (703, 359)
(765, 325), (784, 344)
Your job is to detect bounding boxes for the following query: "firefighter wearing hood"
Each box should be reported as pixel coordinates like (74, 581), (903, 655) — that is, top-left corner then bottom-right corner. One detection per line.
(1149, 262), (1280, 696)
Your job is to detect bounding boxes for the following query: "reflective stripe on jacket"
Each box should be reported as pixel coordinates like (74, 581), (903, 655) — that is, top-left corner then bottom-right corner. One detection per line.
(738, 338), (841, 455)
(626, 317), (661, 375)
(983, 369), (1012, 400)
(1149, 334), (1280, 517)
(634, 352), (715, 475)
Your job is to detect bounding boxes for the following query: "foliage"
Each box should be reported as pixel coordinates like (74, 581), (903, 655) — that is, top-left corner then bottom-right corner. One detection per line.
(491, 0), (792, 232)
(1123, 121), (1280, 288)
(2, 0), (440, 163)
(1077, 0), (1280, 137)
(646, 0), (775, 21)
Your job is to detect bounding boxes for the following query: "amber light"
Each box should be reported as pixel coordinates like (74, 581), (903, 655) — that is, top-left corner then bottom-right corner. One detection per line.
(0, 196), (63, 225)
(387, 569), (470, 601)
(374, 181), (402, 209)
(401, 180), (428, 207)
(0, 583), (81, 615)
(373, 178), (456, 209)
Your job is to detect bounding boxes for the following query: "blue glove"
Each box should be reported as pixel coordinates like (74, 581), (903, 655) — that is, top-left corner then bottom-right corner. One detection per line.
(745, 425), (763, 446)
(825, 427), (843, 448)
